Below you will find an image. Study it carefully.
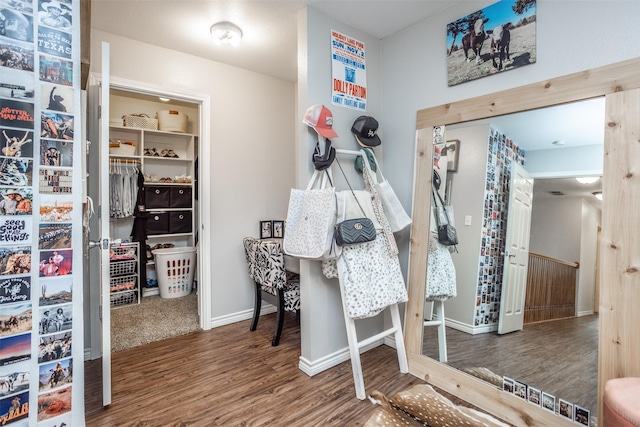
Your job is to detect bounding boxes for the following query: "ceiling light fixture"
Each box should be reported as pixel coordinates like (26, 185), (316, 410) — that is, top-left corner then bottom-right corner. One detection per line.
(576, 176), (600, 184)
(593, 191), (603, 201)
(210, 21), (243, 47)
(159, 97), (170, 102)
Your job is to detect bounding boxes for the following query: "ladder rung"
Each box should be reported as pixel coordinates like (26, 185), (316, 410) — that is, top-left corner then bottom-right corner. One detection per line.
(357, 326), (399, 349)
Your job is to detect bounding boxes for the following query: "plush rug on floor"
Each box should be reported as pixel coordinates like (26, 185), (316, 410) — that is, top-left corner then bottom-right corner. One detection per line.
(364, 384), (510, 427)
(110, 292), (199, 352)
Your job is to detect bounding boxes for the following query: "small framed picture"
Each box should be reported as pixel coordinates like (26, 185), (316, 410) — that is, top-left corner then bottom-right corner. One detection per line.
(513, 380), (528, 400)
(541, 391), (556, 413)
(527, 386), (541, 406)
(558, 398), (573, 421)
(502, 377), (514, 394)
(272, 220), (284, 238)
(574, 404), (590, 426)
(260, 221), (272, 239)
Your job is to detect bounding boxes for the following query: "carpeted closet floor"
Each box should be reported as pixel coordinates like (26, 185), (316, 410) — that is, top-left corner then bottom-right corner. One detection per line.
(110, 291), (199, 352)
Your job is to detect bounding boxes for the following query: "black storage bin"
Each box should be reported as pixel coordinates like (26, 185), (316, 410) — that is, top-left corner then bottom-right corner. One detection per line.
(169, 211), (192, 234)
(169, 186), (192, 208)
(145, 186), (170, 209)
(147, 212), (169, 235)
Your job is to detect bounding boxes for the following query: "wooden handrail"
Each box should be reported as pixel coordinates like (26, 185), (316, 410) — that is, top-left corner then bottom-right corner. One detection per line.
(528, 251), (579, 269)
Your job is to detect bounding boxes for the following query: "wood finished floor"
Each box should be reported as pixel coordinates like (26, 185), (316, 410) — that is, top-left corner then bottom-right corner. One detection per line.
(85, 313), (425, 426)
(423, 314), (598, 417)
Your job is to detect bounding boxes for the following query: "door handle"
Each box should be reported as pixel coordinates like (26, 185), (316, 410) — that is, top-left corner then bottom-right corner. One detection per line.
(502, 252), (516, 258)
(89, 238), (112, 250)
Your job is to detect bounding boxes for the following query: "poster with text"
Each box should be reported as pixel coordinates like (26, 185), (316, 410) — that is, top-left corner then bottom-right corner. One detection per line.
(331, 30), (367, 111)
(0, 276), (30, 306)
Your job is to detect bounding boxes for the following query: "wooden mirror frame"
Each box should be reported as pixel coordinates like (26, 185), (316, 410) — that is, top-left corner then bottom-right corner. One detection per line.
(405, 57), (640, 427)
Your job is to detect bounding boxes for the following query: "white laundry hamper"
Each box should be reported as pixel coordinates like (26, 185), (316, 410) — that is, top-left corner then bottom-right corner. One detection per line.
(152, 246), (196, 298)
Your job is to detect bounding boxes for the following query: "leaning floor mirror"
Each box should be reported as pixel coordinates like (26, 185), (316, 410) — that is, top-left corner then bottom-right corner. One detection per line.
(404, 57), (640, 427)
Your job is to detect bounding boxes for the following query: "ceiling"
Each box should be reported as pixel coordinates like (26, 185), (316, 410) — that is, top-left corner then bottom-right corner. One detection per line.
(92, 0), (604, 206)
(91, 0), (456, 83)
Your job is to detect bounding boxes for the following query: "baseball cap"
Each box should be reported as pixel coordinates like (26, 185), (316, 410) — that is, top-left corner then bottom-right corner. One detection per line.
(351, 116), (381, 147)
(354, 147), (377, 175)
(303, 104), (338, 138)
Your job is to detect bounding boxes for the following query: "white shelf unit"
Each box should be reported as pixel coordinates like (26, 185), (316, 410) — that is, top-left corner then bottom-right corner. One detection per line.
(108, 127), (197, 296)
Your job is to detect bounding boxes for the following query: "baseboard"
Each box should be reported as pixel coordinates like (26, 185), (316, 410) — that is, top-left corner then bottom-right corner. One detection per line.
(209, 304), (276, 328)
(577, 310), (595, 317)
(445, 318), (497, 334)
(298, 339), (384, 377)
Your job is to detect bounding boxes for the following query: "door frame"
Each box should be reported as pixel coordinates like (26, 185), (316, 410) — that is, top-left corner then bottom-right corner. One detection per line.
(85, 72), (212, 359)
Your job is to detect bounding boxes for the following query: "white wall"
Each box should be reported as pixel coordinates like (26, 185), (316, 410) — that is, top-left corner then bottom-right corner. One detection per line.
(87, 30), (295, 346)
(525, 145), (603, 177)
(530, 197), (582, 262)
(440, 123), (490, 330)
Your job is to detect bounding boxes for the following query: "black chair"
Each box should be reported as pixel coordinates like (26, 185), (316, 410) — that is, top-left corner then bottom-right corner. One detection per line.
(243, 237), (300, 346)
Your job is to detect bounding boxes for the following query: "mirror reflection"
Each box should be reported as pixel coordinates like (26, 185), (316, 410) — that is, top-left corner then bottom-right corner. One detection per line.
(421, 97), (604, 418)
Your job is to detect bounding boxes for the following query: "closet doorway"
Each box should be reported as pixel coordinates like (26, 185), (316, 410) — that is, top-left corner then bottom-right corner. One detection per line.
(85, 69), (212, 385)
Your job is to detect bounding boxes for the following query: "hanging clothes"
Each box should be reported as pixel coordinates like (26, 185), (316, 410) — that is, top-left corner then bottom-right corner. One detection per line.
(109, 159), (139, 218)
(425, 208), (457, 301)
(131, 170), (148, 288)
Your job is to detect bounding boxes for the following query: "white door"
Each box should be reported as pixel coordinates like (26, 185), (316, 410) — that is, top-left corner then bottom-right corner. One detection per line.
(498, 162), (534, 334)
(99, 41), (113, 406)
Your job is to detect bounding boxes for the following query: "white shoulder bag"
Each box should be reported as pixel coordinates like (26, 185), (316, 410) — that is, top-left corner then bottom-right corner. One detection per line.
(360, 150), (412, 233)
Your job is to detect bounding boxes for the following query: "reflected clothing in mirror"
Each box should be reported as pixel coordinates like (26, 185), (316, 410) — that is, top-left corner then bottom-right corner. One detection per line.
(426, 140), (457, 301)
(426, 226), (457, 301)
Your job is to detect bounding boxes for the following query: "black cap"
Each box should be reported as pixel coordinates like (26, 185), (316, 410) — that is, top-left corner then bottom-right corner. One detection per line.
(351, 116), (381, 147)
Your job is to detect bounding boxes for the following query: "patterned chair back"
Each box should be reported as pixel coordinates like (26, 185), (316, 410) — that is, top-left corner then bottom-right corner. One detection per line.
(243, 237), (286, 296)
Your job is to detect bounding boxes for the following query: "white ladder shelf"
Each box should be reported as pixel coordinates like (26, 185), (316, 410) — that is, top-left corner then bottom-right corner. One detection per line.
(340, 292), (408, 400)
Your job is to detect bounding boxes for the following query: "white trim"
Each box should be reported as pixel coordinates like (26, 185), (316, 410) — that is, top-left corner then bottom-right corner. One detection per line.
(445, 317), (498, 335)
(209, 305), (276, 328)
(298, 340), (384, 377)
(577, 310), (595, 317)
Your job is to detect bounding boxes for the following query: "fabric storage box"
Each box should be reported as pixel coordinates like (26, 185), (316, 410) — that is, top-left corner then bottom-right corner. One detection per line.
(169, 211), (192, 234)
(157, 110), (188, 133)
(122, 114), (158, 130)
(147, 212), (169, 235)
(145, 186), (170, 209)
(169, 187), (192, 208)
(109, 141), (136, 156)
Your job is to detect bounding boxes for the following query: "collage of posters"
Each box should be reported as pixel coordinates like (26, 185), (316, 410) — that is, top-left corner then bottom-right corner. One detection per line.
(0, 0), (77, 424)
(473, 127), (525, 328)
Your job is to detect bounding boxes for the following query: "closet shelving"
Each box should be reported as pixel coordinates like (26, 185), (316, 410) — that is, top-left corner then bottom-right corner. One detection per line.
(108, 125), (196, 298)
(109, 242), (140, 307)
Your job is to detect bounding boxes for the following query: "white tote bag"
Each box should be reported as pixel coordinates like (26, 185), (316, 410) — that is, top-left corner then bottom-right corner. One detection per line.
(360, 150), (412, 233)
(283, 169), (336, 259)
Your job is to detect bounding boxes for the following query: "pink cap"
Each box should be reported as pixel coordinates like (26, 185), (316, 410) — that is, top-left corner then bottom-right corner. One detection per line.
(303, 104), (338, 138)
